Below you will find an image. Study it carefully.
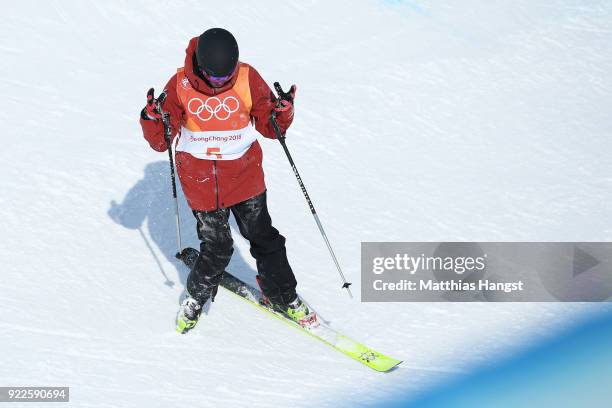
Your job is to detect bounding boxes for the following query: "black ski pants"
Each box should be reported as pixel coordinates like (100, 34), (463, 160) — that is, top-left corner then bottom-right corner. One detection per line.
(186, 191), (297, 305)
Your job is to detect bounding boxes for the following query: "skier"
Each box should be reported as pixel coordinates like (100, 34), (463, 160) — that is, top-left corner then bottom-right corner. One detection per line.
(140, 28), (316, 333)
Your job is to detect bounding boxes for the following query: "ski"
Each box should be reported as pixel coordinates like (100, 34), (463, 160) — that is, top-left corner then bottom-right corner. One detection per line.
(178, 248), (402, 372)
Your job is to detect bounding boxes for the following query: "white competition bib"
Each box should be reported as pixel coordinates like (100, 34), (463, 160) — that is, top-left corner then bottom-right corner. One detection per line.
(176, 122), (258, 160)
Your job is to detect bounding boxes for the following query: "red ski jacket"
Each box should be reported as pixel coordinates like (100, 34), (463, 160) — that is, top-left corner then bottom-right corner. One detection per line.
(140, 36), (293, 211)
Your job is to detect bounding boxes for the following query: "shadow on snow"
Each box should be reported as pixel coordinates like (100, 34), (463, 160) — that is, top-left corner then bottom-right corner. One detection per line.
(107, 160), (257, 304)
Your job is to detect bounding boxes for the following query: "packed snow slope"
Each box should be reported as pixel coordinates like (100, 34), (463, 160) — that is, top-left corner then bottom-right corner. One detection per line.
(1, 1), (612, 407)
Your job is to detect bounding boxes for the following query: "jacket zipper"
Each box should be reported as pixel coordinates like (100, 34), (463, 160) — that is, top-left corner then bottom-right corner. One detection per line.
(212, 160), (219, 209)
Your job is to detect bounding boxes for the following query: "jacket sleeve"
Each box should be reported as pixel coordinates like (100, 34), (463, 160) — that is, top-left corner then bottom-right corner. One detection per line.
(248, 66), (294, 139)
(139, 74), (184, 152)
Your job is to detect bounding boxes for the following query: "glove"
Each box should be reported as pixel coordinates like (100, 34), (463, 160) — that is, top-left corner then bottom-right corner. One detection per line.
(141, 88), (162, 121)
(273, 82), (296, 114)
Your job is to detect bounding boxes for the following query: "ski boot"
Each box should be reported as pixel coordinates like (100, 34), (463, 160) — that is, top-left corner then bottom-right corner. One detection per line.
(255, 276), (319, 329)
(284, 296), (319, 329)
(176, 296), (203, 334)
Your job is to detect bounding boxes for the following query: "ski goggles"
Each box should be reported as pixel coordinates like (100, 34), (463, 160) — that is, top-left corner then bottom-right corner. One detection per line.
(201, 69), (232, 86)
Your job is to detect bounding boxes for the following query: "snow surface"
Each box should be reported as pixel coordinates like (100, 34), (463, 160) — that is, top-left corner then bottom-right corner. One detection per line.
(1, 1), (612, 407)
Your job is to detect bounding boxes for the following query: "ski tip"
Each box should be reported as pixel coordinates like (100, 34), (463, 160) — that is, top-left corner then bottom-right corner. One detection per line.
(390, 360), (403, 371)
(373, 360), (402, 373)
(363, 356), (402, 372)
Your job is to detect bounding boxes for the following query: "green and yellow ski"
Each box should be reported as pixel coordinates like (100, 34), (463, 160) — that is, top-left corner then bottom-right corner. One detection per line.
(178, 248), (401, 372)
(218, 271), (402, 372)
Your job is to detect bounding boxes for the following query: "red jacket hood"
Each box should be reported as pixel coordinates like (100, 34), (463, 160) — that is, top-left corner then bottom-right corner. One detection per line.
(184, 36), (240, 96)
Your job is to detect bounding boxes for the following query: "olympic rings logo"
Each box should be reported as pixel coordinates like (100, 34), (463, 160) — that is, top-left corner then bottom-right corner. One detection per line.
(187, 96), (240, 121)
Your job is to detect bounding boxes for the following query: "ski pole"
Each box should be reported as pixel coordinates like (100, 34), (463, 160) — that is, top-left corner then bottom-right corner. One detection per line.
(156, 91), (183, 259)
(270, 84), (352, 298)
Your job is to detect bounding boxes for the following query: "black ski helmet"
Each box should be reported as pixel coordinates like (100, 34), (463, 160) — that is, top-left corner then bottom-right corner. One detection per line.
(196, 28), (239, 77)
